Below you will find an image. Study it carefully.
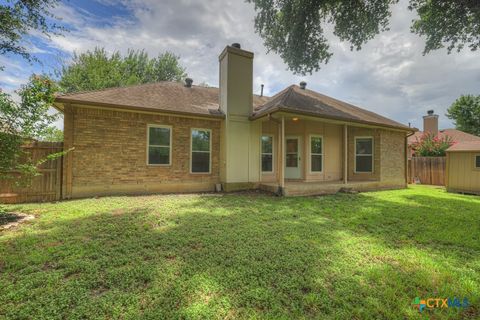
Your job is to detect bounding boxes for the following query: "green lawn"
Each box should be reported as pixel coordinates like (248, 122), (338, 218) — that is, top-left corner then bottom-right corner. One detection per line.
(0, 185), (479, 319)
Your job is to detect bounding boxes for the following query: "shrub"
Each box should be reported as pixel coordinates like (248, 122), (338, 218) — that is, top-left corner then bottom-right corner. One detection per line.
(411, 132), (453, 157)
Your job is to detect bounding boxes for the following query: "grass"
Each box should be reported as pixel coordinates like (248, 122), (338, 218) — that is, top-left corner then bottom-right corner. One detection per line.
(0, 185), (479, 319)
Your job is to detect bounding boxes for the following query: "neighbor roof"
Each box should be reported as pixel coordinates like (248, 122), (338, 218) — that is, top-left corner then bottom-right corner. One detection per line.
(447, 141), (480, 152)
(408, 129), (480, 145)
(55, 82), (269, 118)
(251, 85), (413, 131)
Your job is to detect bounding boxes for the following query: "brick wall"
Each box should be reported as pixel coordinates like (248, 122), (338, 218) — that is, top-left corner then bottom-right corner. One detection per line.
(380, 129), (406, 184)
(63, 105), (221, 198)
(347, 127), (406, 185)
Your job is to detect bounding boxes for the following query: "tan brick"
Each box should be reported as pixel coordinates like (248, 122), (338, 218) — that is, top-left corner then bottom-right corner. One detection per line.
(63, 105), (221, 198)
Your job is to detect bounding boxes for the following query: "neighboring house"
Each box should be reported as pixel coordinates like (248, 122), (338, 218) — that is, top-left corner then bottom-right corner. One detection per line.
(408, 110), (480, 158)
(446, 141), (480, 195)
(54, 43), (415, 198)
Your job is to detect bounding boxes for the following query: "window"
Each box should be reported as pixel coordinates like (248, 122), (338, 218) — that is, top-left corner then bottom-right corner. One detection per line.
(355, 137), (373, 173)
(310, 136), (323, 172)
(191, 129), (211, 173)
(476, 155), (480, 169)
(261, 135), (274, 172)
(147, 125), (171, 165)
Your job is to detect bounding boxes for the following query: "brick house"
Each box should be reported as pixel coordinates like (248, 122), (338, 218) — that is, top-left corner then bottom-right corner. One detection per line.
(54, 44), (415, 198)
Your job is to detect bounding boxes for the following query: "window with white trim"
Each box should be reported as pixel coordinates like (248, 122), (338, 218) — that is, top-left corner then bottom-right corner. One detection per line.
(355, 137), (373, 173)
(476, 155), (480, 169)
(191, 129), (211, 173)
(147, 125), (171, 165)
(310, 136), (323, 172)
(261, 135), (274, 172)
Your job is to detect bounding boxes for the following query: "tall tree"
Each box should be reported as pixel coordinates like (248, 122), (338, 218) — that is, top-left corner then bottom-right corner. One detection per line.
(247, 0), (480, 74)
(0, 0), (64, 69)
(0, 75), (63, 183)
(58, 48), (187, 93)
(446, 95), (480, 137)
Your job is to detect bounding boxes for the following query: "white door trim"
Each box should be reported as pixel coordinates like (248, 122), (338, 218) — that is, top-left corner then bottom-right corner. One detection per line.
(285, 135), (302, 179)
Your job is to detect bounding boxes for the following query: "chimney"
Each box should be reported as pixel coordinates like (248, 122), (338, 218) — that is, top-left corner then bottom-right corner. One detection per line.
(423, 110), (439, 135)
(260, 84), (264, 97)
(184, 78), (193, 87)
(218, 43), (256, 187)
(299, 81), (307, 90)
(219, 43), (253, 116)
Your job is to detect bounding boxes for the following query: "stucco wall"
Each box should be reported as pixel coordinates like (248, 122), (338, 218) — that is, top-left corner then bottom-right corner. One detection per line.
(261, 120), (407, 187)
(261, 119), (343, 183)
(347, 127), (381, 181)
(63, 105), (221, 198)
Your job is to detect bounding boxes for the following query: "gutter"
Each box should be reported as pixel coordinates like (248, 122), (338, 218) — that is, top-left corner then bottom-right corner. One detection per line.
(252, 107), (418, 133)
(54, 98), (226, 120)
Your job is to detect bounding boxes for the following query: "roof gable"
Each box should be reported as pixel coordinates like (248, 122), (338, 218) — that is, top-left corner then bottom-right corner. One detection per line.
(252, 85), (411, 130)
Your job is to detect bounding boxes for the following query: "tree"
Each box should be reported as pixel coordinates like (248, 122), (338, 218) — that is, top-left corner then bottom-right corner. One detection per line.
(446, 94), (480, 137)
(411, 132), (453, 156)
(58, 48), (187, 93)
(39, 126), (63, 142)
(247, 0), (480, 74)
(0, 0), (64, 69)
(0, 75), (64, 184)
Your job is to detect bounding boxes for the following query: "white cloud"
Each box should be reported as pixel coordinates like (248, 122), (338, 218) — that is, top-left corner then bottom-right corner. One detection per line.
(3, 0), (480, 131)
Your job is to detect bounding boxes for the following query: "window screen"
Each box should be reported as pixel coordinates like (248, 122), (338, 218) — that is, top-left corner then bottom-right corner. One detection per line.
(310, 136), (323, 172)
(355, 138), (373, 173)
(261, 136), (273, 172)
(148, 126), (171, 165)
(191, 129), (211, 173)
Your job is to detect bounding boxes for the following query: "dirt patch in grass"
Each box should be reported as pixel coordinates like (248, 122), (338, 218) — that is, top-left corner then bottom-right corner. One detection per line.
(0, 212), (35, 230)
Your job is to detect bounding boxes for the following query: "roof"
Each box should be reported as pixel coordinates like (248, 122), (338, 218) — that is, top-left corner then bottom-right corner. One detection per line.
(55, 81), (411, 131)
(251, 85), (412, 131)
(408, 129), (480, 145)
(447, 141), (480, 152)
(55, 82), (269, 118)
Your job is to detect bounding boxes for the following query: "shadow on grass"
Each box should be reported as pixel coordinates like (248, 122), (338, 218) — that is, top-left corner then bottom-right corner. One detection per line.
(0, 191), (478, 319)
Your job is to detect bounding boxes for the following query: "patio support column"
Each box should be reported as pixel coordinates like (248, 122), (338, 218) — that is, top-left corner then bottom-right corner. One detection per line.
(279, 116), (285, 194)
(343, 124), (348, 184)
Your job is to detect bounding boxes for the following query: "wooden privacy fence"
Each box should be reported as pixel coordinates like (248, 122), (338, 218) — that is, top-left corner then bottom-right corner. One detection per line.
(408, 157), (446, 186)
(0, 142), (63, 204)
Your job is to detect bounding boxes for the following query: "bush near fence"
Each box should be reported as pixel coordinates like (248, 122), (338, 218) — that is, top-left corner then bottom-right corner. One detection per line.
(0, 141), (63, 204)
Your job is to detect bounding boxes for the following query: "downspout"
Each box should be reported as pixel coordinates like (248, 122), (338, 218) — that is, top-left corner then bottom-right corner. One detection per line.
(405, 131), (416, 185)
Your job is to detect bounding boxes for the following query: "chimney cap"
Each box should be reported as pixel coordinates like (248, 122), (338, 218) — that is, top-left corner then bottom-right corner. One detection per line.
(231, 43), (241, 49)
(299, 81), (307, 89)
(185, 78), (193, 87)
(427, 109), (434, 115)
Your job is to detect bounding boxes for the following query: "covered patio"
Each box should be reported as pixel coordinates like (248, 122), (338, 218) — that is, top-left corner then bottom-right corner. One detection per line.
(250, 85), (412, 196)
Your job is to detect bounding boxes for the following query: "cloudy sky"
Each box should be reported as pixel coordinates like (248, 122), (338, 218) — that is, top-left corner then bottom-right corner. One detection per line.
(1, 0), (480, 130)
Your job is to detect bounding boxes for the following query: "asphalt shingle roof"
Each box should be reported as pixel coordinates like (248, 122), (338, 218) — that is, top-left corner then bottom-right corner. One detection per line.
(447, 141), (480, 152)
(55, 81), (412, 131)
(408, 129), (480, 145)
(55, 82), (269, 118)
(251, 85), (412, 130)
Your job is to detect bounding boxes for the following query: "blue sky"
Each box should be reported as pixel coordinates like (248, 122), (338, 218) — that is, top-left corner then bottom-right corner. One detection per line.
(1, 0), (480, 130)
